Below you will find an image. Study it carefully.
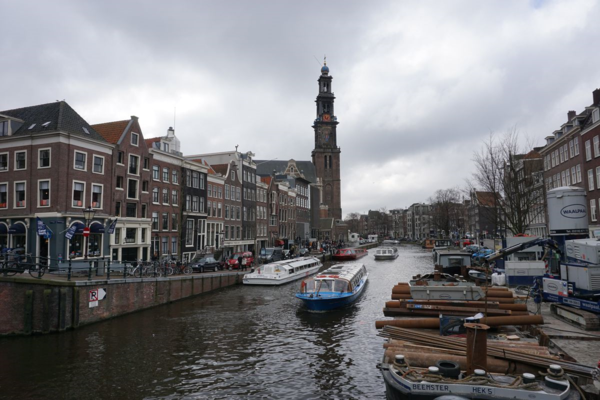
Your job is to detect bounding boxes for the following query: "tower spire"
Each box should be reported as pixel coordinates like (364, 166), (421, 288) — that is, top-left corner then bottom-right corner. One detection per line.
(324, 55), (326, 66)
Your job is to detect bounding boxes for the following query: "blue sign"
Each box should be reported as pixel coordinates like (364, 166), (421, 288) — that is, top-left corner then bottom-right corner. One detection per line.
(36, 217), (47, 236)
(560, 204), (587, 219)
(65, 224), (77, 240)
(107, 218), (118, 234)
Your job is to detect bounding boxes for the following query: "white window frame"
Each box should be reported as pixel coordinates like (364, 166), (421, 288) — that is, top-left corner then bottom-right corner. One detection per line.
(152, 165), (159, 180)
(565, 169), (571, 186)
(577, 164), (582, 183)
(592, 199), (598, 222)
(91, 183), (103, 209)
(38, 179), (51, 208)
(585, 140), (592, 161)
(594, 108), (600, 124)
(172, 169), (178, 185)
(131, 132), (139, 146)
(14, 180), (26, 208)
(0, 152), (8, 172)
(162, 188), (169, 205)
(594, 136), (600, 158)
(588, 169), (595, 191)
(596, 167), (600, 190)
(162, 167), (169, 183)
(571, 166), (576, 184)
(15, 150), (27, 171)
(38, 148), (51, 169)
(72, 180), (86, 208)
(92, 155), (105, 175)
(185, 219), (194, 246)
(0, 182), (7, 209)
(569, 140), (575, 158)
(73, 150), (87, 171)
(575, 139), (580, 155)
(127, 178), (139, 200)
(559, 146), (564, 163)
(128, 154), (140, 176)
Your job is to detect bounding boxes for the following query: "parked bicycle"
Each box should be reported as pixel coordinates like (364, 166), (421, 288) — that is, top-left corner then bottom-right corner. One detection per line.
(1, 251), (48, 279)
(171, 261), (193, 275)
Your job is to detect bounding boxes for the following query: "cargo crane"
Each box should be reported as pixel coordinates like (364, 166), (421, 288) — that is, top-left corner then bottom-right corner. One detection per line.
(481, 237), (600, 329)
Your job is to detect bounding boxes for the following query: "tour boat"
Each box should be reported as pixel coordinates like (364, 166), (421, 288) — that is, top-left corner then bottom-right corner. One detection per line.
(295, 263), (368, 311)
(374, 247), (398, 260)
(242, 256), (322, 286)
(383, 239), (400, 245)
(331, 248), (368, 261)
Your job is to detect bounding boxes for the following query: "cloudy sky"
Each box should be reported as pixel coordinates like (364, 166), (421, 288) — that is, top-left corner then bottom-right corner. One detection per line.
(2, 0), (600, 216)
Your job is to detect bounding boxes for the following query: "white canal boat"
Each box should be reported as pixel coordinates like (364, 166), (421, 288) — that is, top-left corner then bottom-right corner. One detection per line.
(242, 256), (322, 286)
(375, 247), (399, 260)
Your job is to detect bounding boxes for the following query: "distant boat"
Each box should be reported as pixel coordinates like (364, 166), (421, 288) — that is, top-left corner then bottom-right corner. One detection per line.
(242, 257), (322, 286)
(374, 247), (398, 260)
(383, 239), (400, 245)
(332, 248), (368, 261)
(296, 263), (368, 311)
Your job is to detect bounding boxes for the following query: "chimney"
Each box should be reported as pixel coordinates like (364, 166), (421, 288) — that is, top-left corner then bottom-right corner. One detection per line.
(167, 126), (175, 137)
(593, 89), (600, 106)
(567, 110), (576, 122)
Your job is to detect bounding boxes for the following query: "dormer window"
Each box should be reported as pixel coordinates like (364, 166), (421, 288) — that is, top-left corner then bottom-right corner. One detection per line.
(163, 143), (169, 152)
(0, 121), (7, 136)
(131, 133), (139, 146)
(593, 108), (600, 124)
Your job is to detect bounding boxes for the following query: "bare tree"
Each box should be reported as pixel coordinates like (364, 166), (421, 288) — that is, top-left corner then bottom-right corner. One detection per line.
(469, 129), (544, 236)
(344, 212), (361, 233)
(428, 188), (462, 237)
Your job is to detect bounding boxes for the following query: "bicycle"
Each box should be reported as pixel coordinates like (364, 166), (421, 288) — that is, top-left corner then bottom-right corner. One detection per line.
(172, 261), (193, 275)
(1, 252), (47, 279)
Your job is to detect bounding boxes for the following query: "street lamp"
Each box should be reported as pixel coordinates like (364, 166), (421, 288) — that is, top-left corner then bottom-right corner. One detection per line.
(83, 205), (95, 259)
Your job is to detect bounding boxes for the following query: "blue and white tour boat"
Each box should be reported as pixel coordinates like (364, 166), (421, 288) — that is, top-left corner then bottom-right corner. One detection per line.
(242, 256), (322, 286)
(295, 263), (368, 311)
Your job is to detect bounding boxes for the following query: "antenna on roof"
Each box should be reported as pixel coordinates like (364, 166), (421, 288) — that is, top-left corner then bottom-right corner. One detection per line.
(313, 55), (322, 66)
(174, 107), (176, 131)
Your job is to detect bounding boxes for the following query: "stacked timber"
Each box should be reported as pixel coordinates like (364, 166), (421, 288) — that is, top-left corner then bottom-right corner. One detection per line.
(376, 281), (543, 329)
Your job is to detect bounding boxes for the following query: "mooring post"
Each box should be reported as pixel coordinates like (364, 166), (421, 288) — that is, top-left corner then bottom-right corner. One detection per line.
(67, 258), (72, 281)
(88, 260), (92, 281)
(106, 258), (111, 281)
(465, 323), (489, 375)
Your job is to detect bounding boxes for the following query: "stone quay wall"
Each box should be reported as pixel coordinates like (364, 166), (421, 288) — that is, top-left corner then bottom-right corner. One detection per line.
(0, 273), (243, 336)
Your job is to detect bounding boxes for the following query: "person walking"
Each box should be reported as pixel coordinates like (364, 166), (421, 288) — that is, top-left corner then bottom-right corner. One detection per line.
(238, 255), (243, 270)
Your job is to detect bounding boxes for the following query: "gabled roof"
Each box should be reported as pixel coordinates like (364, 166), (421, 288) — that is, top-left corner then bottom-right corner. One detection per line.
(145, 137), (160, 146)
(190, 158), (218, 175)
(91, 120), (130, 144)
(211, 164), (229, 177)
(0, 101), (107, 143)
(254, 160), (317, 183)
(474, 191), (497, 207)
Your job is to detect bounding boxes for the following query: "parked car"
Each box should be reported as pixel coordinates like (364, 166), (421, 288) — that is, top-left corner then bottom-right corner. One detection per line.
(258, 247), (284, 264)
(191, 255), (223, 273)
(226, 251), (254, 269)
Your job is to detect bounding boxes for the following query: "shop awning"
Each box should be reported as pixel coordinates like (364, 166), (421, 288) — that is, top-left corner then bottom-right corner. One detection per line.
(71, 222), (85, 234)
(0, 224), (7, 234)
(90, 223), (105, 234)
(8, 223), (26, 234)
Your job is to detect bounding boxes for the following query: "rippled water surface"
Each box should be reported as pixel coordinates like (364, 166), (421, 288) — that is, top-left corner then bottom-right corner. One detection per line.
(0, 245), (433, 400)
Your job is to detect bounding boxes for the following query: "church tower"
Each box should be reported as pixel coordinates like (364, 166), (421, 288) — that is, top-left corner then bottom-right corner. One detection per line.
(311, 59), (342, 220)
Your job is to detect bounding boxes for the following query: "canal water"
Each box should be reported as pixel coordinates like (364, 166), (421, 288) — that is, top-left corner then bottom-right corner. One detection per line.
(0, 245), (433, 400)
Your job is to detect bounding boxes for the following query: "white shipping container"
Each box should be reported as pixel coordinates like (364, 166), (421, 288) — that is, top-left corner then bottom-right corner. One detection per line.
(505, 261), (546, 277)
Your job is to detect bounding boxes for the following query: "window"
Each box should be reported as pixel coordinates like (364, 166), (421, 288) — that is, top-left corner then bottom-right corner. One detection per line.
(15, 151), (26, 170)
(0, 183), (7, 208)
(192, 172), (199, 188)
(595, 137), (600, 158)
(131, 133), (139, 146)
(153, 187), (159, 203)
(225, 205), (230, 219)
(172, 170), (178, 184)
(0, 121), (7, 136)
(126, 203), (137, 218)
(208, 184), (212, 197)
(0, 153), (7, 171)
(125, 228), (137, 243)
(575, 139), (580, 155)
(577, 164), (582, 183)
(163, 167), (169, 182)
(172, 190), (178, 205)
(152, 212), (159, 230)
(164, 143), (169, 153)
(172, 237), (177, 254)
(142, 180), (149, 192)
(143, 157), (150, 170)
(588, 169), (595, 191)
(186, 195), (191, 211)
(565, 169), (571, 186)
(236, 206), (241, 220)
(594, 108), (600, 124)
(232, 171), (235, 181)
(162, 237), (168, 254)
(39, 180), (50, 207)
(561, 171), (566, 186)
(72, 182), (84, 207)
(127, 179), (138, 199)
(116, 176), (124, 189)
(586, 140), (592, 161)
(236, 187), (241, 201)
(141, 228), (147, 243)
(172, 213), (178, 231)
(162, 213), (169, 230)
(224, 225), (229, 240)
(162, 188), (169, 204)
(225, 184), (230, 199)
(115, 202), (121, 217)
(200, 197), (205, 213)
(596, 167), (600, 190)
(571, 166), (576, 184)
(92, 184), (103, 208)
(115, 228), (121, 245)
(559, 146), (564, 163)
(141, 203), (147, 218)
(551, 152), (555, 168)
(93, 155), (104, 173)
(39, 149), (50, 168)
(218, 202), (222, 218)
(591, 199), (598, 222)
(153, 165), (159, 180)
(186, 219), (194, 246)
(186, 170), (191, 186)
(202, 198), (207, 213)
(129, 154), (139, 175)
(117, 151), (125, 164)
(217, 187), (222, 199)
(200, 173), (205, 189)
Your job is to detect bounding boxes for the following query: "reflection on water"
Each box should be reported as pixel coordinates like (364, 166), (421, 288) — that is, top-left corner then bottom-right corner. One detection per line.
(0, 246), (433, 400)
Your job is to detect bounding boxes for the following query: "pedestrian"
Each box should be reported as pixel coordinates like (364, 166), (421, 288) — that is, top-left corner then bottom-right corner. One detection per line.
(238, 255), (243, 270)
(241, 256), (247, 271)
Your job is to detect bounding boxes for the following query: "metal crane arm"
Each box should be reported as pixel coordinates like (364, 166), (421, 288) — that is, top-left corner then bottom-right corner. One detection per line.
(484, 238), (561, 263)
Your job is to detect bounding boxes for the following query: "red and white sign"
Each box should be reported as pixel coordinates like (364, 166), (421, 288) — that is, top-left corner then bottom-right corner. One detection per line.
(83, 227), (90, 237)
(88, 288), (106, 308)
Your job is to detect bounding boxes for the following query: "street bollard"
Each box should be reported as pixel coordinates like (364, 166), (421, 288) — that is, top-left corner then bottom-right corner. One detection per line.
(123, 261), (127, 280)
(95, 259), (100, 276)
(107, 258), (111, 281)
(67, 258), (72, 281)
(88, 261), (93, 281)
(153, 262), (157, 278)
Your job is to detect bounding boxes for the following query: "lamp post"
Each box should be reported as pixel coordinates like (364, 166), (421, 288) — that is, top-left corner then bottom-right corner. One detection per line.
(83, 205), (95, 260)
